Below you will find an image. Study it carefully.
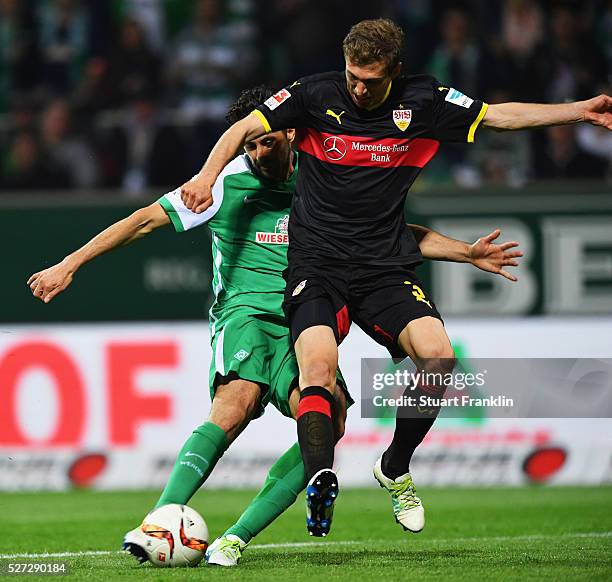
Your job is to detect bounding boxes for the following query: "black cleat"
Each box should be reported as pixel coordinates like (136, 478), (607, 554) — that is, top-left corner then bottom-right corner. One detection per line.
(305, 469), (339, 537)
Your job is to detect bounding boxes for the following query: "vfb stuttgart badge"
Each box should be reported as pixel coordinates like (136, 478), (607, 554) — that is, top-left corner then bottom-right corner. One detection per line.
(393, 109), (412, 131)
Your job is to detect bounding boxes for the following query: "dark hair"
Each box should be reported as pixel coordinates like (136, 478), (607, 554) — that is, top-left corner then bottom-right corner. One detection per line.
(226, 85), (276, 125)
(342, 18), (404, 73)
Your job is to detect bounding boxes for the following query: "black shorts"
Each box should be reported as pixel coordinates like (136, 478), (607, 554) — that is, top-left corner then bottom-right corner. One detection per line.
(283, 261), (443, 357)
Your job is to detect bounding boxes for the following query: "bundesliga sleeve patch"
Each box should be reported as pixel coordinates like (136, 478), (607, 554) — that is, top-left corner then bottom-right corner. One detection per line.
(264, 89), (291, 111)
(444, 88), (474, 109)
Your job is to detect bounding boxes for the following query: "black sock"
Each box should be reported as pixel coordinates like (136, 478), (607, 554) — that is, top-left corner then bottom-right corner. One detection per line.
(296, 386), (335, 480)
(381, 382), (442, 479)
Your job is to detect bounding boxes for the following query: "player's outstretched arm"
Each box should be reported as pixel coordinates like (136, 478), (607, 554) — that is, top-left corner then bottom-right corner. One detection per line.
(483, 94), (612, 131)
(27, 202), (170, 303)
(409, 225), (523, 282)
(181, 114), (266, 214)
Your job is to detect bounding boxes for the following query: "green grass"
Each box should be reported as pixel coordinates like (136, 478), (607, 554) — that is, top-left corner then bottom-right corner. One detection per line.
(1, 487), (611, 581)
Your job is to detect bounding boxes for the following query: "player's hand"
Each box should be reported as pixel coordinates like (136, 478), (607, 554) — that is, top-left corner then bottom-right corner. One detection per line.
(583, 94), (612, 130)
(27, 261), (75, 303)
(468, 229), (523, 282)
(180, 176), (213, 213)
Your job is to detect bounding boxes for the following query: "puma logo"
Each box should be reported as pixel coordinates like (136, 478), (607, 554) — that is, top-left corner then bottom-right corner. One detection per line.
(326, 109), (345, 125)
(417, 405), (437, 415)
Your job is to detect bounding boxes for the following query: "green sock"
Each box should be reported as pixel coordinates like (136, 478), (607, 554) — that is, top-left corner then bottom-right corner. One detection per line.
(155, 421), (229, 508)
(224, 442), (306, 543)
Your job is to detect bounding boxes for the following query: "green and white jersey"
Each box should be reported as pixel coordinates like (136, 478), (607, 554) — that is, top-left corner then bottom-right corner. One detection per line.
(158, 153), (297, 335)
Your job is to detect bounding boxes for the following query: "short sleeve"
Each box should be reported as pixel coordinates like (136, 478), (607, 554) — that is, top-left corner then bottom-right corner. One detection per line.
(432, 84), (488, 143)
(252, 80), (311, 133)
(158, 176), (224, 232)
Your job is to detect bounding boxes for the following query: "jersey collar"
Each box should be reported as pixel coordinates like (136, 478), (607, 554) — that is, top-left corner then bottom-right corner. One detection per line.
(364, 79), (393, 111)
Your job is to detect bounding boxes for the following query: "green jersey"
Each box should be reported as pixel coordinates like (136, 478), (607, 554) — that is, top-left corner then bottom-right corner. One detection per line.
(158, 153), (297, 335)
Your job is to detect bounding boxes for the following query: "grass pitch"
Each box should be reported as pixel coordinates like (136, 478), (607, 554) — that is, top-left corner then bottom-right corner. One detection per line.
(1, 486), (611, 581)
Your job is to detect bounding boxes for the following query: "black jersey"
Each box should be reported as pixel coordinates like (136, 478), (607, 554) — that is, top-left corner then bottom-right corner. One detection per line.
(253, 72), (488, 266)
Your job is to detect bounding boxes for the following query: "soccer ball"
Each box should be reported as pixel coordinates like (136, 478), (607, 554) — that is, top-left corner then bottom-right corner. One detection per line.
(138, 504), (208, 567)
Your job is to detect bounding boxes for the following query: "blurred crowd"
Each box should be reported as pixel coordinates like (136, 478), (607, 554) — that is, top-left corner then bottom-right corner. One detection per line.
(0, 0), (610, 194)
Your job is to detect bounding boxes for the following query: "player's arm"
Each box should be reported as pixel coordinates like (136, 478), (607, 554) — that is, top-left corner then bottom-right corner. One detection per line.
(409, 224), (523, 282)
(28, 202), (170, 303)
(181, 114), (266, 214)
(483, 94), (612, 131)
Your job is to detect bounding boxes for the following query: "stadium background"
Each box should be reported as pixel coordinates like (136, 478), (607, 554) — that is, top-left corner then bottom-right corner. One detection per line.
(1, 0), (611, 495)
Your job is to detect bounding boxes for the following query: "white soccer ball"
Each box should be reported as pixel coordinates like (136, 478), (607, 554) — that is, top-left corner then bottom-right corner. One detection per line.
(139, 504), (208, 567)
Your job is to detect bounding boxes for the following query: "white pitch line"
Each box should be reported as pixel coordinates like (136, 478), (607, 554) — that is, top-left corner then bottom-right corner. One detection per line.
(0, 531), (610, 560)
(0, 545), (360, 560)
(251, 540), (361, 550)
(250, 531), (612, 548)
(434, 531), (612, 545)
(0, 550), (116, 559)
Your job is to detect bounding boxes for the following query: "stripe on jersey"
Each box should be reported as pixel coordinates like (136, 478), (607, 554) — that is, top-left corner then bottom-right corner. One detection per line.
(251, 109), (272, 133)
(298, 129), (440, 168)
(467, 102), (488, 143)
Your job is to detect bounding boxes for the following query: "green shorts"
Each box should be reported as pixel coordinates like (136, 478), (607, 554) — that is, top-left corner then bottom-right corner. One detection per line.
(209, 313), (350, 418)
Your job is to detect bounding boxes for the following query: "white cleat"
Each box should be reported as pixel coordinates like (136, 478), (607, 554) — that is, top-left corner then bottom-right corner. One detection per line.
(205, 535), (247, 567)
(122, 526), (150, 564)
(373, 456), (425, 533)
